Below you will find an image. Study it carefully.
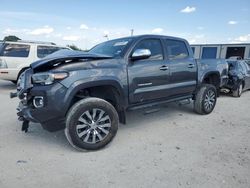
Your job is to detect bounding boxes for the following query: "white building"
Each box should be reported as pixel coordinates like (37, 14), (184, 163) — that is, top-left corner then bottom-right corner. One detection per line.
(190, 43), (250, 60)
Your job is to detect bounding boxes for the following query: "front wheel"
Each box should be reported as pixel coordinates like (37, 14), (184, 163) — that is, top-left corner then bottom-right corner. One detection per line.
(194, 84), (217, 115)
(65, 97), (119, 151)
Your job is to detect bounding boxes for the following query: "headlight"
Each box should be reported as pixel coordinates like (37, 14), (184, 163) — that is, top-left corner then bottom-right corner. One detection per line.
(32, 72), (68, 85)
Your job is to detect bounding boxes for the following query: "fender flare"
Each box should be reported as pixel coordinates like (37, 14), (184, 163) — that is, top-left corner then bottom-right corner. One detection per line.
(62, 79), (128, 115)
(200, 71), (221, 87)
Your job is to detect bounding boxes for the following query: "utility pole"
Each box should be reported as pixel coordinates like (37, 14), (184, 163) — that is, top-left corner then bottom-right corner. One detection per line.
(131, 29), (134, 36)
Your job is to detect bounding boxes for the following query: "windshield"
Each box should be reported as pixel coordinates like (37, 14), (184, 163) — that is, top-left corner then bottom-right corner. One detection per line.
(89, 38), (132, 57)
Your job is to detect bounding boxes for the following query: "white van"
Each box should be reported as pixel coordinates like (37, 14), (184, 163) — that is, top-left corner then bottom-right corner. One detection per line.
(0, 40), (70, 83)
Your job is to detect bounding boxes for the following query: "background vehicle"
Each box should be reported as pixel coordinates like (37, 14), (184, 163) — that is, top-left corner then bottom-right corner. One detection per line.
(0, 40), (69, 83)
(12, 35), (228, 151)
(224, 60), (250, 97)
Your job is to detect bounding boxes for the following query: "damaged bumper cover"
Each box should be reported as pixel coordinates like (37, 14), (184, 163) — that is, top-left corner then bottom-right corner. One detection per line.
(11, 68), (68, 132)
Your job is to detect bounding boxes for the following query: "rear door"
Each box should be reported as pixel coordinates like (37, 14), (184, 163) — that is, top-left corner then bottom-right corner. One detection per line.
(128, 38), (170, 103)
(164, 39), (197, 96)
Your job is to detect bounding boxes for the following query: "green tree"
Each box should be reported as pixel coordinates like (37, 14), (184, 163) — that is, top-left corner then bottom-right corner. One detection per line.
(3, 35), (21, 42)
(67, 44), (82, 51)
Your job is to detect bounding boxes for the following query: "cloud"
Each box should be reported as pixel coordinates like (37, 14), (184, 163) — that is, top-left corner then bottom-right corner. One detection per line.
(62, 35), (80, 41)
(180, 6), (196, 13)
(2, 28), (28, 34)
(66, 26), (71, 30)
(187, 34), (206, 44)
(195, 34), (205, 39)
(233, 34), (250, 42)
(29, 26), (54, 35)
(188, 39), (196, 43)
(53, 33), (63, 37)
(103, 30), (109, 35)
(228, 21), (238, 25)
(197, 26), (204, 30)
(151, 28), (164, 34)
(80, 24), (89, 30)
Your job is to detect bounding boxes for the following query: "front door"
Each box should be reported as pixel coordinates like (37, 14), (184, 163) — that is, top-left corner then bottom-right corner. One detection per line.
(128, 38), (170, 104)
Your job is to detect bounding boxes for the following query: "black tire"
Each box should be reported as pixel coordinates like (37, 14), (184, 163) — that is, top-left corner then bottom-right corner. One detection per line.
(65, 97), (119, 151)
(12, 69), (27, 85)
(11, 80), (17, 85)
(194, 84), (217, 115)
(232, 82), (243, 97)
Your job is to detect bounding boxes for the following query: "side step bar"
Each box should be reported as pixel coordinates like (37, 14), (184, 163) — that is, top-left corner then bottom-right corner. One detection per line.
(128, 95), (193, 111)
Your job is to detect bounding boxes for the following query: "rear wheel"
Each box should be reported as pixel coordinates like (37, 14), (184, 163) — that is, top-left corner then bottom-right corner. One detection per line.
(232, 82), (243, 97)
(65, 97), (119, 151)
(194, 84), (217, 115)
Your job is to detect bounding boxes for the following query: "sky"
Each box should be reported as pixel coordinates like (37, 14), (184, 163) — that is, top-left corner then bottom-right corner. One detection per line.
(0, 0), (249, 49)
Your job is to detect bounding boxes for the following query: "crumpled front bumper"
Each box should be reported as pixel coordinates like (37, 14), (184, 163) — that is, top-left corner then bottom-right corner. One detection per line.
(12, 68), (68, 132)
(17, 101), (38, 122)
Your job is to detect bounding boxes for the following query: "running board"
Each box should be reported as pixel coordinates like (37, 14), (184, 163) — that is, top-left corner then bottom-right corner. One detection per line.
(128, 95), (193, 111)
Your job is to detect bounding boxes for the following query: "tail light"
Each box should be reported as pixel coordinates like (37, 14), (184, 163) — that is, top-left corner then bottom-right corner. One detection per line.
(0, 58), (7, 69)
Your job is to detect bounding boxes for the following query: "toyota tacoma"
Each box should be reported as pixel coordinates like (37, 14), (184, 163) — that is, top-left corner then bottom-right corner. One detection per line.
(11, 35), (228, 150)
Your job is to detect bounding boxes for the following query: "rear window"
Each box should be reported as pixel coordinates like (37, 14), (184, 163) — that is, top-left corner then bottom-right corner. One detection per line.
(201, 47), (217, 59)
(37, 46), (63, 58)
(165, 39), (189, 60)
(0, 43), (30, 57)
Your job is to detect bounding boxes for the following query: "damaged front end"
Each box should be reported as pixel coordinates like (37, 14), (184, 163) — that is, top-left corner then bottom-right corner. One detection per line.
(10, 68), (35, 132)
(10, 67), (70, 132)
(10, 50), (113, 133)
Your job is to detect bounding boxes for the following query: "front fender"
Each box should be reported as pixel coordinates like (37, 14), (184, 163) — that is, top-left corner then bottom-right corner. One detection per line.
(62, 78), (128, 115)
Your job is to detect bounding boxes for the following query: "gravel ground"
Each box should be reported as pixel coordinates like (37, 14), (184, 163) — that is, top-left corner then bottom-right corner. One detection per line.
(0, 80), (249, 188)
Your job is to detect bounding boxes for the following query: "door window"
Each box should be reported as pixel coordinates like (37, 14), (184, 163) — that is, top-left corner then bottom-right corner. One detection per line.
(37, 46), (63, 58)
(133, 39), (163, 60)
(240, 62), (248, 74)
(0, 44), (30, 57)
(238, 62), (245, 73)
(165, 39), (189, 60)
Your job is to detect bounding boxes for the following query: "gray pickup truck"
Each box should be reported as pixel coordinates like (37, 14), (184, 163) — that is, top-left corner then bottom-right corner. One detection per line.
(11, 35), (228, 150)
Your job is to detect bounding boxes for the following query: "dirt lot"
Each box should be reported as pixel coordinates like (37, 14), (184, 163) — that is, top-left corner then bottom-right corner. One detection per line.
(0, 80), (249, 188)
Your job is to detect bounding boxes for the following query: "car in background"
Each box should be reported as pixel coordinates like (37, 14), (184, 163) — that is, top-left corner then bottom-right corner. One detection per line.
(224, 60), (250, 97)
(0, 40), (70, 83)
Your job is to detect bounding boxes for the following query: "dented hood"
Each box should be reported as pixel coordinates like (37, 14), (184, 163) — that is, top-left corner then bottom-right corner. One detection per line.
(31, 49), (112, 71)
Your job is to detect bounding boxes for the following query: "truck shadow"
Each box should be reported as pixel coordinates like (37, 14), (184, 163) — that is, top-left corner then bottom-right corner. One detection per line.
(123, 101), (195, 130)
(24, 102), (195, 152)
(23, 123), (77, 152)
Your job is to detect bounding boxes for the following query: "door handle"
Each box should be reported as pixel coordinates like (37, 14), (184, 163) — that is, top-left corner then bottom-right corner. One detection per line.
(159, 65), (168, 71)
(188, 64), (195, 68)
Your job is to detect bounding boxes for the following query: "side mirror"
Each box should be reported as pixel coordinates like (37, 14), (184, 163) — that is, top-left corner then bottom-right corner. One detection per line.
(131, 49), (151, 61)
